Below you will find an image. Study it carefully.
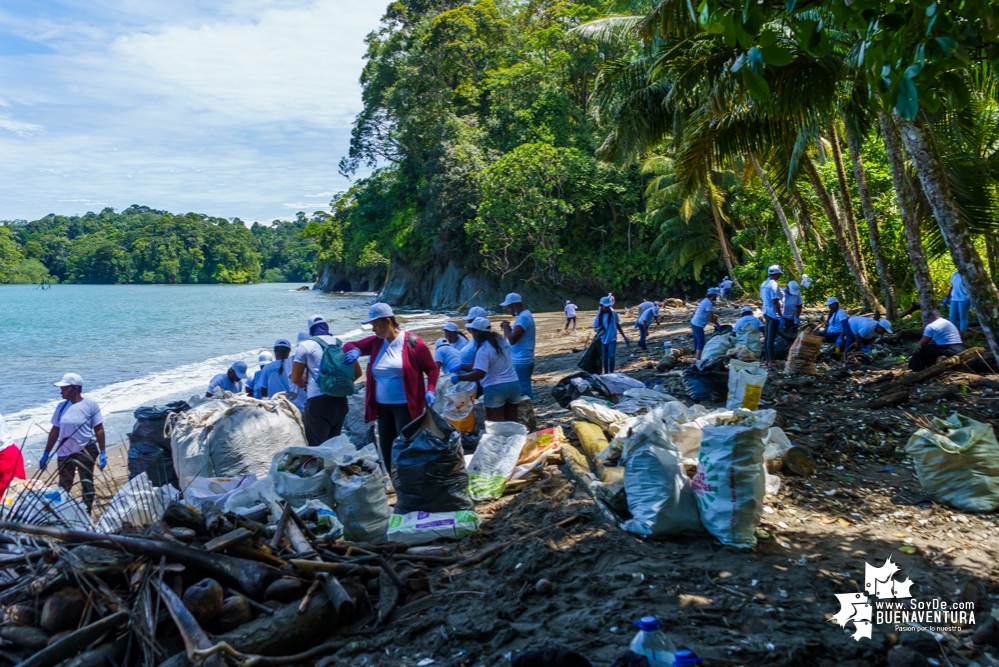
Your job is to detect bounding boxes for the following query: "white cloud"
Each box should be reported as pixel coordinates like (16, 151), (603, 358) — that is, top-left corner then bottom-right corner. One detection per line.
(0, 117), (42, 135)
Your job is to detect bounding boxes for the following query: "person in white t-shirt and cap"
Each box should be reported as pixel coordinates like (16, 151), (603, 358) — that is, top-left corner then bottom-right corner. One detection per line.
(458, 306), (488, 370)
(759, 265), (784, 365)
(39, 373), (106, 513)
(782, 280), (803, 327)
(719, 277), (734, 302)
(594, 296), (629, 373)
(442, 321), (469, 351)
(499, 293), (536, 400)
(910, 310), (966, 371)
(257, 339), (294, 400)
(845, 316), (893, 356)
(564, 300), (578, 330)
(451, 317), (522, 423)
(815, 297), (850, 347)
(292, 314), (354, 447)
(247, 351), (275, 398)
(206, 361), (248, 397)
(690, 288), (720, 360)
(434, 338), (463, 374)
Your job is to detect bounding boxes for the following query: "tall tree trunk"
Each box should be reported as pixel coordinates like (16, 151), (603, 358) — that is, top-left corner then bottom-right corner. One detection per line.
(709, 199), (743, 289)
(750, 153), (805, 276)
(878, 110), (936, 324)
(791, 185), (824, 251)
(843, 116), (896, 319)
(801, 154), (880, 309)
(986, 233), (999, 281)
(896, 112), (999, 360)
(829, 123), (869, 279)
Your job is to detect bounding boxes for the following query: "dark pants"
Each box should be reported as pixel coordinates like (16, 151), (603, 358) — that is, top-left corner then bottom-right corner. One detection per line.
(637, 324), (648, 350)
(58, 441), (98, 513)
(820, 332), (841, 345)
(909, 344), (966, 372)
(377, 403), (413, 474)
(304, 394), (349, 447)
(565, 317), (576, 330)
(764, 315), (781, 363)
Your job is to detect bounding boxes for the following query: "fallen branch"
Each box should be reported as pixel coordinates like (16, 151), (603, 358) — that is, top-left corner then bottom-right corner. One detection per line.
(152, 579), (223, 667)
(13, 610), (128, 667)
(884, 347), (983, 391)
(446, 514), (584, 573)
(863, 390), (910, 410)
(289, 559), (381, 578)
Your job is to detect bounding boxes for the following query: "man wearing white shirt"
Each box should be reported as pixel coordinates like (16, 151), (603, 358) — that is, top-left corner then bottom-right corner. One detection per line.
(291, 315), (349, 446)
(564, 300), (578, 330)
(690, 288), (720, 360)
(257, 339), (294, 400)
(944, 271), (971, 331)
(207, 362), (248, 397)
(719, 277), (734, 301)
(500, 293), (536, 400)
(759, 265), (784, 366)
(910, 311), (966, 371)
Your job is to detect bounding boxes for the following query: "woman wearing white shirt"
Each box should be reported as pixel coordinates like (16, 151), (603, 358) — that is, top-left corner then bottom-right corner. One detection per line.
(452, 318), (522, 422)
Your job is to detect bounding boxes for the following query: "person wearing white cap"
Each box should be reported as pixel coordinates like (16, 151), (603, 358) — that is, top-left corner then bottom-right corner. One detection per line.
(564, 300), (578, 330)
(690, 289), (720, 360)
(845, 316), (892, 356)
(733, 306), (764, 358)
(292, 314), (353, 446)
(434, 338), (462, 374)
(593, 296), (629, 373)
(910, 310), (967, 371)
(0, 413), (25, 498)
(760, 265), (784, 366)
(815, 297), (850, 346)
(457, 306), (488, 370)
(499, 293), (536, 400)
(207, 361), (249, 398)
(451, 317), (522, 422)
(783, 280), (803, 327)
(247, 351), (275, 398)
(342, 303), (439, 472)
(442, 322), (469, 351)
(257, 339), (294, 400)
(719, 276), (734, 302)
(39, 373), (106, 513)
(636, 301), (657, 350)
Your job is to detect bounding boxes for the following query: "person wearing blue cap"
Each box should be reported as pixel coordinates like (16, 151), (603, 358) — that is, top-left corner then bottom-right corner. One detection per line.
(690, 289), (720, 360)
(207, 361), (248, 397)
(593, 296), (629, 373)
(257, 339), (294, 400)
(500, 293), (536, 400)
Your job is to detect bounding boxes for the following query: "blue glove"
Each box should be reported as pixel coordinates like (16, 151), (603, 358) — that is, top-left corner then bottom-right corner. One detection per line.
(450, 375), (461, 385)
(425, 391), (436, 407)
(39, 452), (50, 471)
(98, 451), (107, 470)
(343, 349), (361, 365)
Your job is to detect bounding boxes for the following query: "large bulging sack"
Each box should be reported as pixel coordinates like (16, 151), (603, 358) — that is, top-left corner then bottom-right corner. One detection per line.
(784, 331), (823, 376)
(269, 437), (355, 510)
(906, 413), (999, 512)
(467, 421), (528, 500)
(726, 360), (768, 411)
(620, 422), (703, 537)
(128, 402), (188, 487)
(735, 323), (763, 358)
(170, 394), (307, 487)
(570, 399), (629, 433)
(699, 333), (734, 365)
(693, 411), (768, 547)
(391, 410), (472, 514)
(333, 454), (391, 542)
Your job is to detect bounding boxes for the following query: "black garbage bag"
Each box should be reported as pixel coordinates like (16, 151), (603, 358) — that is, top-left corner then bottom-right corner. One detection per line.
(577, 333), (603, 374)
(774, 323), (799, 360)
(551, 372), (613, 409)
(391, 409), (472, 514)
(512, 649), (594, 667)
(127, 401), (189, 486)
(131, 401), (189, 447)
(683, 360), (728, 404)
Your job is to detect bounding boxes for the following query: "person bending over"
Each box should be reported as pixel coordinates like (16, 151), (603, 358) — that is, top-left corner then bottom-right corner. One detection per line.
(910, 311), (966, 371)
(451, 318), (522, 423)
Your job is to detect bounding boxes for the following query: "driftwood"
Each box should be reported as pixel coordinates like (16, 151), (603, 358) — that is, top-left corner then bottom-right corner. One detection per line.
(13, 610), (128, 667)
(270, 504), (292, 551)
(289, 559), (381, 578)
(152, 579), (224, 667)
(447, 514), (584, 573)
(316, 574), (354, 616)
(864, 390), (910, 410)
(268, 500), (312, 555)
(884, 347), (984, 392)
(0, 522), (278, 599)
(204, 528), (252, 553)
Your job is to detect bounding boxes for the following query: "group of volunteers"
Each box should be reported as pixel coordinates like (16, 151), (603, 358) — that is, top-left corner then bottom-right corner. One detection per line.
(688, 264), (970, 372)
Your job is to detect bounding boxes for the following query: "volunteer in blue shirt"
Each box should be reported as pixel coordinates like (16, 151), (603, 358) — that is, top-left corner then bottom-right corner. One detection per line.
(783, 280), (803, 327)
(594, 296), (629, 373)
(815, 297), (851, 346)
(944, 270), (971, 331)
(719, 277), (734, 302)
(257, 339), (293, 399)
(910, 311), (967, 371)
(733, 306), (763, 335)
(207, 361), (249, 397)
(760, 265), (784, 365)
(636, 302), (656, 350)
(500, 293), (536, 400)
(434, 338), (462, 374)
(247, 351), (274, 398)
(690, 288), (720, 360)
(442, 322), (469, 351)
(845, 316), (893, 353)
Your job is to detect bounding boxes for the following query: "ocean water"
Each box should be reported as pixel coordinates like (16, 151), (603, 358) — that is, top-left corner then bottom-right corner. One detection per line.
(0, 283), (449, 464)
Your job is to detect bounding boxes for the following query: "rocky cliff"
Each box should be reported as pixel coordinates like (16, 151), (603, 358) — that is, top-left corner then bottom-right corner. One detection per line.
(313, 264), (387, 293)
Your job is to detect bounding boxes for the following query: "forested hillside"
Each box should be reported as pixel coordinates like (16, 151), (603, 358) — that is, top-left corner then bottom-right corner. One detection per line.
(0, 206), (322, 284)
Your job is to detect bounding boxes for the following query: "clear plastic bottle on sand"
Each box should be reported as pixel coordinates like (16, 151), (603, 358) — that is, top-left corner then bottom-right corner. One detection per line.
(629, 616), (676, 667)
(663, 337), (673, 358)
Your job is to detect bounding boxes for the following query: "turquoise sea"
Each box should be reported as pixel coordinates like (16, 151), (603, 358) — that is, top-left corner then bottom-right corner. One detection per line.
(0, 283), (447, 464)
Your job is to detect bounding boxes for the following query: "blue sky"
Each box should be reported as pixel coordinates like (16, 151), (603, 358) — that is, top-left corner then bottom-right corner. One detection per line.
(0, 1), (385, 223)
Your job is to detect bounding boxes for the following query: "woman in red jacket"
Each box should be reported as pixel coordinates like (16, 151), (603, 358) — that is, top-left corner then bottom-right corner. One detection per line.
(343, 303), (439, 473)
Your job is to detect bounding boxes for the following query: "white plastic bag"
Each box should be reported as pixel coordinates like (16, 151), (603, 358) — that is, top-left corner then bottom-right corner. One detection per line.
(699, 333), (734, 365)
(170, 394), (306, 487)
(269, 441), (349, 510)
(570, 399), (629, 433)
(726, 360), (768, 411)
(597, 373), (645, 395)
(333, 458), (391, 542)
(619, 422), (703, 537)
(387, 510), (480, 545)
(735, 322), (763, 358)
(623, 387), (679, 409)
(184, 474), (258, 512)
(692, 411), (768, 547)
(467, 421), (528, 500)
(763, 427), (794, 462)
(443, 381), (477, 432)
(96, 473), (179, 533)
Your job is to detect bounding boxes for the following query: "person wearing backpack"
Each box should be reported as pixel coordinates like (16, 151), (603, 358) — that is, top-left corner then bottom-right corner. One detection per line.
(292, 315), (360, 446)
(342, 303), (439, 473)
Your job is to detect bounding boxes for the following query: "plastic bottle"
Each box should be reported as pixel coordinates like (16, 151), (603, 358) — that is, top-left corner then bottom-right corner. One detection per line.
(663, 337), (673, 358)
(654, 379), (666, 394)
(673, 649), (703, 666)
(630, 616), (676, 667)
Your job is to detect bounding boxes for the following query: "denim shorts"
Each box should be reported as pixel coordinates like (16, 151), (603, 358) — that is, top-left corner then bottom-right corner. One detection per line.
(482, 380), (523, 408)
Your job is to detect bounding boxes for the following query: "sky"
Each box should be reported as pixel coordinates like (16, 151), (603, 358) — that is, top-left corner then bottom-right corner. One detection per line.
(0, 1), (385, 223)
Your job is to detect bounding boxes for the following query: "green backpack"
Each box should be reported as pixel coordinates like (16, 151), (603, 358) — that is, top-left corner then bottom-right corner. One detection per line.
(312, 336), (357, 397)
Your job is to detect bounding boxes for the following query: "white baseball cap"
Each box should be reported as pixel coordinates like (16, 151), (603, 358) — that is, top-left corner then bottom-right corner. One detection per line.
(463, 306), (487, 322)
(435, 337), (450, 349)
(54, 373), (83, 388)
(768, 265), (782, 275)
(231, 361), (249, 379)
(826, 297), (839, 305)
(707, 287), (721, 296)
(274, 339), (292, 348)
(258, 352), (274, 364)
(787, 280), (800, 295)
(877, 319), (893, 334)
(443, 322), (459, 332)
(307, 314), (326, 328)
(468, 317), (492, 332)
(361, 302), (394, 324)
(566, 300), (571, 304)
(599, 296), (612, 307)
(296, 331), (309, 343)
(500, 293), (522, 307)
